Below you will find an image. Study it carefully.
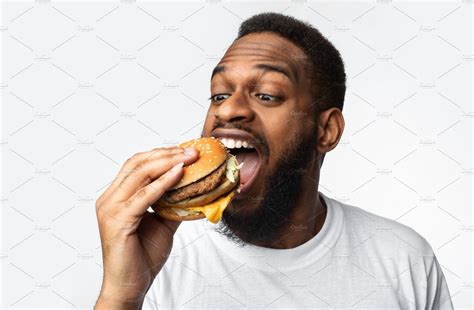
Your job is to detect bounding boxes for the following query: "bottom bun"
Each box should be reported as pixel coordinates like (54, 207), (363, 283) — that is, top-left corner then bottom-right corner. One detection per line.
(153, 188), (237, 223)
(155, 208), (205, 222)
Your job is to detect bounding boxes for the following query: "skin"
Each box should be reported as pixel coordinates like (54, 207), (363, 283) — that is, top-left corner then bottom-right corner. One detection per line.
(202, 31), (345, 248)
(94, 147), (199, 309)
(95, 31), (344, 308)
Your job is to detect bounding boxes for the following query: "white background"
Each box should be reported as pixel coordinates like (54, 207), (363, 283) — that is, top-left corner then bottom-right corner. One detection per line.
(1, 0), (472, 309)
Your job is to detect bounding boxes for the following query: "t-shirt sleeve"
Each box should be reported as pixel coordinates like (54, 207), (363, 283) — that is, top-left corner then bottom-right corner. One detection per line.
(426, 255), (454, 310)
(378, 218), (455, 309)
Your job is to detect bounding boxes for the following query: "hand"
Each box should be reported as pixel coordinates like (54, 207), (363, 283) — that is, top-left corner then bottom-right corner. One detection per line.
(94, 146), (199, 309)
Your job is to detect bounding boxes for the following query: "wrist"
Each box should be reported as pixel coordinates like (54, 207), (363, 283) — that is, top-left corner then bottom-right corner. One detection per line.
(95, 291), (144, 310)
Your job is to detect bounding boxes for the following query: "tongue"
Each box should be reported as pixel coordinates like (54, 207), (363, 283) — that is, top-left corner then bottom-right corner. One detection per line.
(236, 151), (259, 185)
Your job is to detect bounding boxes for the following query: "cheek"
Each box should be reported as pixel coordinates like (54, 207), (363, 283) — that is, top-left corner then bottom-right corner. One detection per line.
(257, 109), (300, 161)
(261, 109), (311, 162)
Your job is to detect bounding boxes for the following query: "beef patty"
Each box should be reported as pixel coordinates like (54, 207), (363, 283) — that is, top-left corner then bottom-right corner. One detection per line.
(163, 161), (227, 203)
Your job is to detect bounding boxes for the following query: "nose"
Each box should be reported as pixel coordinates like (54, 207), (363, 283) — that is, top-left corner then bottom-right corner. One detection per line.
(214, 92), (255, 123)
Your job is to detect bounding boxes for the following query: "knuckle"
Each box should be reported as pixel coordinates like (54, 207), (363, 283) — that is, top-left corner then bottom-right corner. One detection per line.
(148, 147), (179, 161)
(118, 175), (129, 188)
(156, 173), (170, 185)
(132, 151), (145, 160)
(132, 161), (147, 173)
(96, 205), (106, 222)
(132, 162), (152, 184)
(142, 174), (152, 185)
(157, 146), (182, 156)
(95, 198), (102, 211)
(123, 200), (133, 208)
(150, 147), (165, 154)
(96, 202), (114, 218)
(136, 187), (147, 197)
(125, 153), (141, 165)
(97, 207), (119, 226)
(95, 197), (105, 213)
(144, 147), (167, 160)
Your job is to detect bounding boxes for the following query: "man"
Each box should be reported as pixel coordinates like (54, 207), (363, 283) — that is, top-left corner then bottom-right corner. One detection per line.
(94, 13), (453, 309)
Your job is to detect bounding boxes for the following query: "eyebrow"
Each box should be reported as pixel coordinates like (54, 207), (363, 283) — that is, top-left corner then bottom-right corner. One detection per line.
(211, 63), (297, 85)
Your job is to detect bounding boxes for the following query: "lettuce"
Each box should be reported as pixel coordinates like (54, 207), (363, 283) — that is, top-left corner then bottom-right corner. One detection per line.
(225, 155), (240, 183)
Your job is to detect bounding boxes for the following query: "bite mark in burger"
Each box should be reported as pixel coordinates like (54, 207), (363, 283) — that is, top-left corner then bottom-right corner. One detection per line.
(152, 137), (241, 223)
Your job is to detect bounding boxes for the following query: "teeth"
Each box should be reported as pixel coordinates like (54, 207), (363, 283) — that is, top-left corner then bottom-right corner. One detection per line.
(219, 138), (255, 149)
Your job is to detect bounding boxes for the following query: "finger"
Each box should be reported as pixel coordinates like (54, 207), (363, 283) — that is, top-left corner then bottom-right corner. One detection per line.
(119, 162), (185, 219)
(113, 149), (199, 202)
(106, 147), (184, 196)
(97, 147), (186, 206)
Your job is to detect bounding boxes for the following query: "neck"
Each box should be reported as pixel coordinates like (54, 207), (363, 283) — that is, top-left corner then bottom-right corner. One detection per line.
(256, 189), (327, 249)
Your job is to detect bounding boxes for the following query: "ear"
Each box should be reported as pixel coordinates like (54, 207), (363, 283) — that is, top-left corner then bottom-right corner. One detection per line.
(317, 108), (345, 155)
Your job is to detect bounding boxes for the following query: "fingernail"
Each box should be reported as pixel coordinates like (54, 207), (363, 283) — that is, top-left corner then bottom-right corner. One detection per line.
(171, 162), (184, 172)
(183, 147), (197, 155)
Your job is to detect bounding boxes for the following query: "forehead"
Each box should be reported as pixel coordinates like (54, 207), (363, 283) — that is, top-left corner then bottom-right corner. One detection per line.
(225, 32), (304, 60)
(214, 32), (308, 82)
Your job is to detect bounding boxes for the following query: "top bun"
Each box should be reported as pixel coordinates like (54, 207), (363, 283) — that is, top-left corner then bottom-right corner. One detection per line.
(170, 137), (227, 190)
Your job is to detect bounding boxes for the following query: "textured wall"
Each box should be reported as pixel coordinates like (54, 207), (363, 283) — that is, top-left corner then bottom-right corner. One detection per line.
(1, 1), (472, 309)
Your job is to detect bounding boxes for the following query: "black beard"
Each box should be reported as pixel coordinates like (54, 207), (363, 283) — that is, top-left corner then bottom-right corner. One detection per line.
(214, 130), (317, 247)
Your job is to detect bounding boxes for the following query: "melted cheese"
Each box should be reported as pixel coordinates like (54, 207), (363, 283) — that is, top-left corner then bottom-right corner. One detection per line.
(186, 191), (235, 224)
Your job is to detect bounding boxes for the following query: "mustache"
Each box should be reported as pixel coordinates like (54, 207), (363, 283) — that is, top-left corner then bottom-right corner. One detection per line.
(212, 119), (270, 156)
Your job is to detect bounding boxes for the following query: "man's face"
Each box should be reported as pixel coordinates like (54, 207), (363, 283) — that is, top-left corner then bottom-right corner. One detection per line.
(201, 32), (317, 244)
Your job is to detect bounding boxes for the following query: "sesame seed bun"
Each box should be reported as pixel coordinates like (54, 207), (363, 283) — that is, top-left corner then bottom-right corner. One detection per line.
(170, 137), (227, 190)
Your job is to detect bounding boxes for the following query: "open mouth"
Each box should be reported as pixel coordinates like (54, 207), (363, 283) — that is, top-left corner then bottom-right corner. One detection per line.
(218, 137), (261, 194)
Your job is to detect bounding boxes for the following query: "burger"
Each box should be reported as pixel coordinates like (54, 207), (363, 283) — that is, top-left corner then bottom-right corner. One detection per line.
(152, 137), (241, 223)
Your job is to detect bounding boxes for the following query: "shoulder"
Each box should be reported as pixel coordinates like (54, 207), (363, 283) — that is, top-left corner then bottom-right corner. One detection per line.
(327, 196), (453, 309)
(326, 195), (435, 259)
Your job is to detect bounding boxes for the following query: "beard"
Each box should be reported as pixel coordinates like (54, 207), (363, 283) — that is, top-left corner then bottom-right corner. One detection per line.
(214, 128), (317, 247)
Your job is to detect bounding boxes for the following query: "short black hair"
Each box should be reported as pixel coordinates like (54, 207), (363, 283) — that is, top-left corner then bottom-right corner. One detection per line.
(236, 12), (346, 111)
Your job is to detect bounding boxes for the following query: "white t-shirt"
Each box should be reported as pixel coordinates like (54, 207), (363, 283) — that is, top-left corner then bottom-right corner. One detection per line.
(144, 193), (453, 309)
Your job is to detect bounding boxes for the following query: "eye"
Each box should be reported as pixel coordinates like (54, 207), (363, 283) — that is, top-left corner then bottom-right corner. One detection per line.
(208, 94), (230, 102)
(256, 94), (281, 101)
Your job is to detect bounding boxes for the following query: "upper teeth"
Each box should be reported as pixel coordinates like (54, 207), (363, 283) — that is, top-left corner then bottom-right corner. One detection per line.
(219, 138), (255, 149)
